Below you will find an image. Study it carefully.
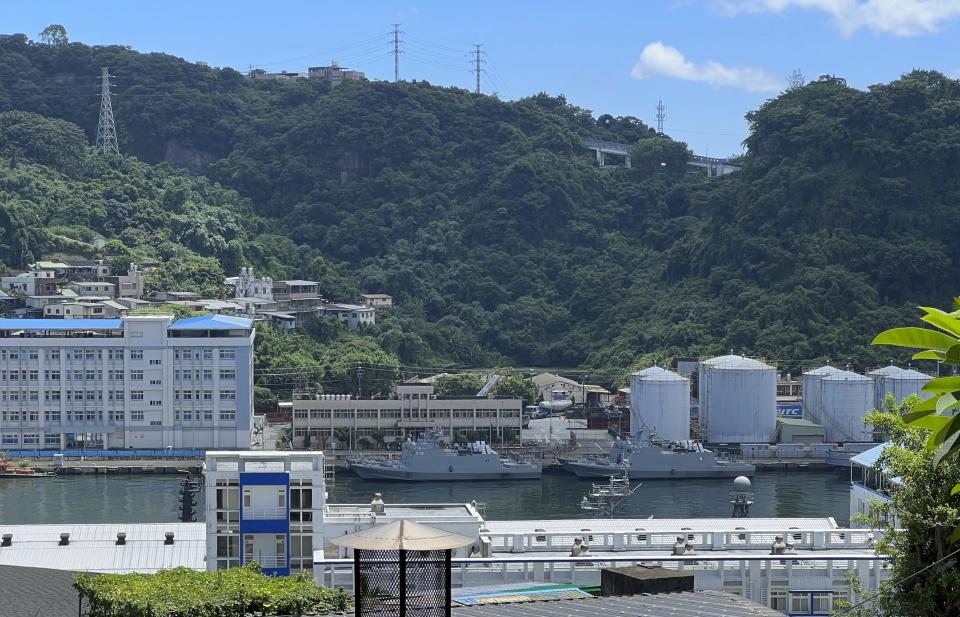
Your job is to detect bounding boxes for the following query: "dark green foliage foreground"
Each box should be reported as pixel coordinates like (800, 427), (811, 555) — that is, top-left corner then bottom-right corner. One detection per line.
(2, 34), (959, 377)
(74, 565), (350, 617)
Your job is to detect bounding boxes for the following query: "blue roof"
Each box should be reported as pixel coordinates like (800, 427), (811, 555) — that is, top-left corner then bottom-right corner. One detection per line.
(850, 443), (890, 468)
(0, 319), (123, 330)
(167, 314), (253, 330)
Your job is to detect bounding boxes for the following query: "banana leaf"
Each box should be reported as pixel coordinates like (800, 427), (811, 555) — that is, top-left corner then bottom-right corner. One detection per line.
(923, 377), (960, 393)
(920, 307), (960, 337)
(872, 327), (958, 351)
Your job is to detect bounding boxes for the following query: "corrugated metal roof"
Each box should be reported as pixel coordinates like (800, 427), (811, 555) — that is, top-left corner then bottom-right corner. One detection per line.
(701, 355), (773, 370)
(632, 367), (688, 381)
(803, 365), (840, 376)
(168, 314), (252, 330)
(850, 442), (890, 468)
(0, 319), (123, 330)
(0, 523), (205, 573)
(455, 587), (592, 606)
(451, 590), (785, 617)
(822, 370), (871, 382)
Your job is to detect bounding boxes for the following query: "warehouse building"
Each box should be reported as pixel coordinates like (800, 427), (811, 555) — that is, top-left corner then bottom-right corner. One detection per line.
(291, 384), (523, 447)
(0, 314), (255, 450)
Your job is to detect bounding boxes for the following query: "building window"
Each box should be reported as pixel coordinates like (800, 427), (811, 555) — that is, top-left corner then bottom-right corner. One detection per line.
(219, 369), (236, 381)
(220, 410), (236, 421)
(220, 390), (236, 401)
(203, 370), (213, 382)
(130, 370), (143, 381)
(149, 359), (161, 365)
(204, 349), (213, 360)
(22, 434), (39, 445)
(131, 410), (144, 421)
(44, 434), (60, 445)
(150, 379), (162, 385)
(129, 350), (144, 360)
(149, 400), (162, 407)
(1, 435), (17, 445)
(28, 350), (38, 360)
(130, 391), (144, 400)
(219, 349), (236, 360)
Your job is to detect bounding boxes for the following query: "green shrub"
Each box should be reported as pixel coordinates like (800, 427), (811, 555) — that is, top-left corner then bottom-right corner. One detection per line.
(75, 564), (350, 617)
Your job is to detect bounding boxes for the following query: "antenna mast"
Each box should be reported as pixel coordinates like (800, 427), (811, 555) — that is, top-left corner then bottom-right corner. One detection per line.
(656, 98), (665, 135)
(96, 67), (119, 156)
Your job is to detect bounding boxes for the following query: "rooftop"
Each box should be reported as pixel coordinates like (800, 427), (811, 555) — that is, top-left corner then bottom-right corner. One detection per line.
(482, 517), (838, 535)
(851, 442), (890, 468)
(0, 564), (79, 617)
(279, 279), (318, 286)
(451, 590), (784, 617)
(167, 314), (253, 330)
(0, 318), (123, 330)
(0, 523), (204, 573)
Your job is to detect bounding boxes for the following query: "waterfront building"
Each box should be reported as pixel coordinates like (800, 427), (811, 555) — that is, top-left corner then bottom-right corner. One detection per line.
(291, 384), (523, 447)
(531, 373), (582, 404)
(849, 442), (896, 527)
(0, 314), (254, 450)
(204, 451), (325, 576)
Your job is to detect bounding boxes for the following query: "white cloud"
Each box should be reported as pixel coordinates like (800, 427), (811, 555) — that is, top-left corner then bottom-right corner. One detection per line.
(630, 42), (780, 92)
(717, 0), (960, 36)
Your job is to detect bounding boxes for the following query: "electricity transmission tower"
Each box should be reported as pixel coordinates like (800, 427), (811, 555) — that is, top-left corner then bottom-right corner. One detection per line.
(656, 98), (665, 135)
(96, 67), (119, 156)
(472, 44), (485, 94)
(392, 24), (403, 82)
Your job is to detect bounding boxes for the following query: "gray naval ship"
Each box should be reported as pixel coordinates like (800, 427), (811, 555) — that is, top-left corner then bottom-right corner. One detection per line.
(560, 431), (755, 479)
(349, 429), (541, 481)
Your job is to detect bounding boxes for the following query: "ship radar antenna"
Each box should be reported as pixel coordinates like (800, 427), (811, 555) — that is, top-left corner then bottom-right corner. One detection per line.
(730, 476), (753, 518)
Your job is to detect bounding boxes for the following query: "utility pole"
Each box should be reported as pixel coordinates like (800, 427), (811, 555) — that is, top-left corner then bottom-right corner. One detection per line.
(656, 98), (665, 135)
(472, 44), (485, 94)
(96, 67), (119, 156)
(392, 24), (402, 82)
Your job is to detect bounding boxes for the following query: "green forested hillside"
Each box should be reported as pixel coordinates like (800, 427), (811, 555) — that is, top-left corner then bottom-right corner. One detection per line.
(1, 33), (957, 378)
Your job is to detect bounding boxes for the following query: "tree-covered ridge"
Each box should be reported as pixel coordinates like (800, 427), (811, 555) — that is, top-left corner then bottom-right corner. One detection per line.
(1, 33), (959, 377)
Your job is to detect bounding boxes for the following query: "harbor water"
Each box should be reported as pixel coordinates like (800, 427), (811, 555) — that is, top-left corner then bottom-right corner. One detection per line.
(0, 468), (852, 526)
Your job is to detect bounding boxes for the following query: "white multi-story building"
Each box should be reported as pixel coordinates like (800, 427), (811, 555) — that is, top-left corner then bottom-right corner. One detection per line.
(205, 451), (325, 576)
(292, 384), (523, 447)
(234, 267), (274, 302)
(0, 314), (255, 450)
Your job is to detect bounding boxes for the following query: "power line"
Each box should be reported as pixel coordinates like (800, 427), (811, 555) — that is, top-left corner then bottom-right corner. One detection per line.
(95, 67), (119, 156)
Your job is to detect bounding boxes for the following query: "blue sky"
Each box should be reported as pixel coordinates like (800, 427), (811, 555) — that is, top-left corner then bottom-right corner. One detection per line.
(3, 1), (960, 156)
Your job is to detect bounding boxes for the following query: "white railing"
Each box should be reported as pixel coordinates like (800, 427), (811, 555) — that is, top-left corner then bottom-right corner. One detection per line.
(246, 555), (286, 568)
(482, 528), (881, 554)
(314, 553), (891, 596)
(242, 507), (287, 520)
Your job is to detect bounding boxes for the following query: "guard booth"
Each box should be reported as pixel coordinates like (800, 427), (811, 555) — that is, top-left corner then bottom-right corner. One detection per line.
(330, 520), (474, 617)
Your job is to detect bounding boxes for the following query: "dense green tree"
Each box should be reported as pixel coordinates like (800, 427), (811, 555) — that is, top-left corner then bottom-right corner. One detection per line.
(434, 373), (485, 396)
(37, 25), (68, 46)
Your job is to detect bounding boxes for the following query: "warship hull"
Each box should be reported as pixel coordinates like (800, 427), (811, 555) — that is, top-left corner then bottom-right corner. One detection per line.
(350, 462), (541, 481)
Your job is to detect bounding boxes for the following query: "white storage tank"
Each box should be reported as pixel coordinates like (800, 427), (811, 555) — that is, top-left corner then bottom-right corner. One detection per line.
(820, 370), (874, 443)
(868, 365), (932, 409)
(629, 366), (690, 441)
(698, 355), (777, 443)
(801, 365), (841, 424)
